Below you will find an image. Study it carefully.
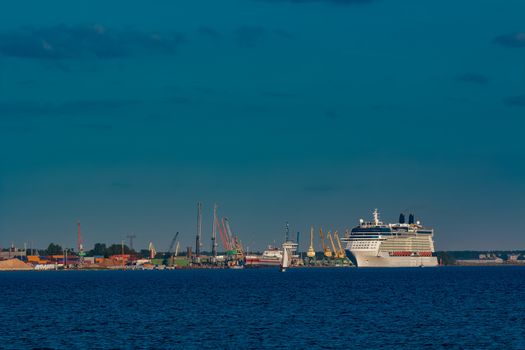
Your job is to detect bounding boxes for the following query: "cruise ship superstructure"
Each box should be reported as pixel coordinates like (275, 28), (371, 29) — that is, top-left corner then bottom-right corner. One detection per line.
(342, 209), (438, 267)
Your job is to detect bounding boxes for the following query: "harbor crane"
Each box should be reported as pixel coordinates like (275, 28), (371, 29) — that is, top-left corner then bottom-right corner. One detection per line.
(217, 217), (231, 251)
(224, 218), (235, 250)
(333, 231), (346, 259)
(327, 231), (338, 259)
(319, 228), (332, 258)
(225, 218), (244, 259)
(148, 242), (157, 259)
(174, 241), (180, 257)
(212, 205), (245, 267)
(164, 232), (180, 266)
(307, 226), (316, 258)
(167, 232), (180, 255)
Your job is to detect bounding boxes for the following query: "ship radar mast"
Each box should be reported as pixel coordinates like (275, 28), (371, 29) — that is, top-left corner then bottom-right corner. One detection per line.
(373, 208), (380, 225)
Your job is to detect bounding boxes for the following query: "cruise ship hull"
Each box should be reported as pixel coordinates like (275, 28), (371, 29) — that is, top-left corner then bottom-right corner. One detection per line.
(349, 251), (438, 268)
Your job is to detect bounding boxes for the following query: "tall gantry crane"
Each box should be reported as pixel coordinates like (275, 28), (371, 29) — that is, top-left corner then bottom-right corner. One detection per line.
(195, 202), (202, 258)
(211, 204), (218, 258)
(77, 221), (85, 266)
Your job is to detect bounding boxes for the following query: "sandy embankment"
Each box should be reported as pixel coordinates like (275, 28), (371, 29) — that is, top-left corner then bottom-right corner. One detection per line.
(0, 258), (33, 271)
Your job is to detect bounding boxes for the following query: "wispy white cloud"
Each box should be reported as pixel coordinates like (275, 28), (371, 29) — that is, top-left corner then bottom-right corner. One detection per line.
(0, 24), (185, 60)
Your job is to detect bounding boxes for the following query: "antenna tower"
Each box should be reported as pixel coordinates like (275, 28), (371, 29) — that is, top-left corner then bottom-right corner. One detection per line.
(211, 203), (218, 257)
(126, 234), (136, 251)
(196, 202), (202, 257)
(77, 221), (85, 266)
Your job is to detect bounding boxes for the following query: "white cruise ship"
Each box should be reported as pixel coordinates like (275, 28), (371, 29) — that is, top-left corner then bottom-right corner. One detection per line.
(341, 209), (438, 267)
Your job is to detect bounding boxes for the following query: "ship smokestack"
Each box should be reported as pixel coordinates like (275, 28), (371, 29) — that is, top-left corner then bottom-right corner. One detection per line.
(399, 213), (405, 224)
(408, 214), (415, 225)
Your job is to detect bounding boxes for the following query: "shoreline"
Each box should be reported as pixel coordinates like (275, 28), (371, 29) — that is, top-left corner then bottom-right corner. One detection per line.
(2, 264), (525, 272)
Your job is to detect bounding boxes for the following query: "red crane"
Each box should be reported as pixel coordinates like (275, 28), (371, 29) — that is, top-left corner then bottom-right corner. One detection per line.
(217, 217), (230, 251)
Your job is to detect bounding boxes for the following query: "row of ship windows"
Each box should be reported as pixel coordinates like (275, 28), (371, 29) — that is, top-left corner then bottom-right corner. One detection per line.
(352, 244), (376, 249)
(384, 247), (431, 250)
(384, 244), (430, 247)
(381, 243), (431, 246)
(381, 242), (431, 245)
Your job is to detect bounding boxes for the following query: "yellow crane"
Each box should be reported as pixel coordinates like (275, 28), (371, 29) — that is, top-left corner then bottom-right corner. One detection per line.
(236, 239), (245, 260)
(319, 228), (332, 258)
(307, 226), (316, 258)
(333, 231), (346, 259)
(327, 231), (338, 259)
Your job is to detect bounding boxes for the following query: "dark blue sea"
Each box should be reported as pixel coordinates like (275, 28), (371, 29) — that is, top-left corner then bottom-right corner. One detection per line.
(1, 267), (524, 349)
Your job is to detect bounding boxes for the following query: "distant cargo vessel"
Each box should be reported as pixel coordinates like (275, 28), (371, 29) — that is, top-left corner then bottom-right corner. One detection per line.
(342, 209), (438, 267)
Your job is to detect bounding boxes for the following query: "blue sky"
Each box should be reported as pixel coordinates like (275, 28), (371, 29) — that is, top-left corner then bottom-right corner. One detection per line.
(0, 0), (524, 251)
